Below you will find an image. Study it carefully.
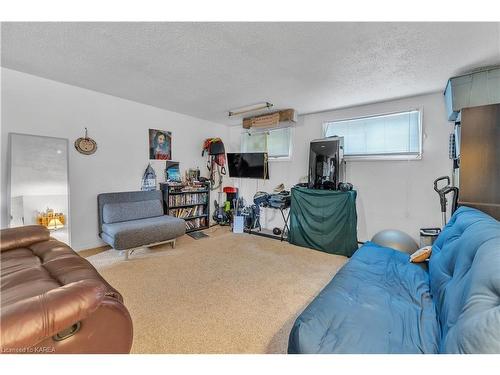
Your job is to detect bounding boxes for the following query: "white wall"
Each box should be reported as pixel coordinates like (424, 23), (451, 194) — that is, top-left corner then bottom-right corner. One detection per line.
(1, 68), (454, 248)
(228, 92), (454, 242)
(1, 68), (229, 250)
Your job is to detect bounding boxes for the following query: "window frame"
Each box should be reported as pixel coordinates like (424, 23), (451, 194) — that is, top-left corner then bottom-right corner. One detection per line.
(240, 126), (294, 161)
(322, 108), (423, 161)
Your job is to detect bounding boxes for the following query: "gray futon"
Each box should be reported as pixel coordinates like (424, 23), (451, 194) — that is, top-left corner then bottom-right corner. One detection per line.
(97, 190), (185, 259)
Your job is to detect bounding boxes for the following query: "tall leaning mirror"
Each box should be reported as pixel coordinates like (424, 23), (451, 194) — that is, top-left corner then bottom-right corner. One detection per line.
(8, 133), (70, 244)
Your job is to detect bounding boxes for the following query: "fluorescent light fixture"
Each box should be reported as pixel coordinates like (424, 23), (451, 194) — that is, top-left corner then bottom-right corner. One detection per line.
(228, 102), (273, 117)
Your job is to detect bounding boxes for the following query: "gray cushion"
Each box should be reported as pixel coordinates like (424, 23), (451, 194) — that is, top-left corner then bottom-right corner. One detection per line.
(101, 215), (186, 250)
(102, 200), (164, 224)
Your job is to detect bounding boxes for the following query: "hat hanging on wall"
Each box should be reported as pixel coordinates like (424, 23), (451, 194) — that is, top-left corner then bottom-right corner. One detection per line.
(74, 127), (97, 155)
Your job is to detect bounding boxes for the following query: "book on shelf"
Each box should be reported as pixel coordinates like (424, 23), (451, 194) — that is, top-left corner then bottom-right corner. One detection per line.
(162, 182), (209, 231)
(165, 182), (207, 194)
(185, 217), (207, 230)
(168, 192), (207, 207)
(168, 205), (205, 218)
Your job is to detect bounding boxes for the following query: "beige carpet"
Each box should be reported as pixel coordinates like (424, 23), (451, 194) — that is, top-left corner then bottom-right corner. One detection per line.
(86, 227), (348, 353)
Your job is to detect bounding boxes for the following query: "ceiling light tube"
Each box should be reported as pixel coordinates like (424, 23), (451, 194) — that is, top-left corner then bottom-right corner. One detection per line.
(228, 102), (273, 117)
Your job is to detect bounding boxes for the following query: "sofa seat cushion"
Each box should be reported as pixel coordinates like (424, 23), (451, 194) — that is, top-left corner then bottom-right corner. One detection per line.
(288, 242), (439, 354)
(101, 215), (186, 250)
(0, 254), (60, 306)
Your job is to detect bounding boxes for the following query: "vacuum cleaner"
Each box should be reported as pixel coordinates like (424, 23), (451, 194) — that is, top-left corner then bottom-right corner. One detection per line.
(433, 176), (459, 226)
(419, 176), (459, 247)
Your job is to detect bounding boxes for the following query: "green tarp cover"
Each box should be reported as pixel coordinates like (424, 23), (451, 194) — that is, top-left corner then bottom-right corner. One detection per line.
(289, 187), (358, 256)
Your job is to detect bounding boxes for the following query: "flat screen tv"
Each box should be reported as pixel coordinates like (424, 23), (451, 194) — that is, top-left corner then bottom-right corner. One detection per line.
(227, 152), (269, 179)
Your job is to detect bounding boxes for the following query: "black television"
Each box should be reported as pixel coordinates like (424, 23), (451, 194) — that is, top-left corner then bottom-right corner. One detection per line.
(227, 152), (269, 179)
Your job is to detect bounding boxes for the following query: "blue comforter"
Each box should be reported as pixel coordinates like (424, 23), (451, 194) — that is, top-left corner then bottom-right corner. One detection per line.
(288, 207), (500, 354)
(288, 242), (440, 353)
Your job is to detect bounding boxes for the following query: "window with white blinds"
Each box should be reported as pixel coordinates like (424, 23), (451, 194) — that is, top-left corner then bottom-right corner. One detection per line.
(241, 127), (293, 159)
(324, 110), (422, 160)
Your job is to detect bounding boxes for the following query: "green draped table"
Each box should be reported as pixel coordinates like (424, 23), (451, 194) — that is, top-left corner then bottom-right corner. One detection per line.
(288, 187), (358, 257)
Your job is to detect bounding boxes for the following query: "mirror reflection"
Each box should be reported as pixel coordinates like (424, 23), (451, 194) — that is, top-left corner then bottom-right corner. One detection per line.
(9, 133), (70, 244)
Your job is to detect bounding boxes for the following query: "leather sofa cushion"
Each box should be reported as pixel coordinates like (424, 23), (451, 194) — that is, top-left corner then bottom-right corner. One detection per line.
(0, 225), (50, 252)
(1, 229), (122, 309)
(429, 206), (500, 353)
(101, 215), (186, 250)
(288, 242), (439, 353)
(102, 199), (164, 224)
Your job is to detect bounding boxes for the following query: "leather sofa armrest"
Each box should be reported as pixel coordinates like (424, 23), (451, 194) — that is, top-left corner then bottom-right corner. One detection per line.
(0, 280), (106, 350)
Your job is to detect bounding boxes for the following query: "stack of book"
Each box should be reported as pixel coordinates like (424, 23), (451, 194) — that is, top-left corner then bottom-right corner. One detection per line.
(169, 206), (205, 218)
(168, 193), (208, 206)
(185, 217), (207, 230)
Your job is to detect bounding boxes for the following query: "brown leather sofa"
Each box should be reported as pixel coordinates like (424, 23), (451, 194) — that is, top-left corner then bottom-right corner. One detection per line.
(0, 225), (133, 354)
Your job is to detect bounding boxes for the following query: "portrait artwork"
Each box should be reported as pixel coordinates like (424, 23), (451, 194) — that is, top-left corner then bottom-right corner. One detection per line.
(149, 129), (172, 160)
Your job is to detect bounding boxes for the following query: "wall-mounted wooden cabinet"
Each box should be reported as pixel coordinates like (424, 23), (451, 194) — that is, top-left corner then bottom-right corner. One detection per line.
(459, 104), (500, 219)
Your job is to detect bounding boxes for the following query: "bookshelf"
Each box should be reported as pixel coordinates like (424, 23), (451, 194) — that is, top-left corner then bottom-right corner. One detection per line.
(160, 182), (210, 233)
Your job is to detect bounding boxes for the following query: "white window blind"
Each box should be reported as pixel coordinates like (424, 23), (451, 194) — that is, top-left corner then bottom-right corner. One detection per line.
(241, 127), (292, 159)
(324, 110), (422, 159)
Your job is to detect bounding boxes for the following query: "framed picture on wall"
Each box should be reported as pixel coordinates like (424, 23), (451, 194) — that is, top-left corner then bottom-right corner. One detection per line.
(149, 129), (172, 160)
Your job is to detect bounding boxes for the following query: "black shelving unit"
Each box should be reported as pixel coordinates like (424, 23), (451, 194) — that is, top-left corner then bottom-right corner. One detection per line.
(160, 182), (210, 233)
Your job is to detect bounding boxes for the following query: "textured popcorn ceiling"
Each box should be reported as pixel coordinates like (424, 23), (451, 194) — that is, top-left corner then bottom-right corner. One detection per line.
(2, 22), (499, 125)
